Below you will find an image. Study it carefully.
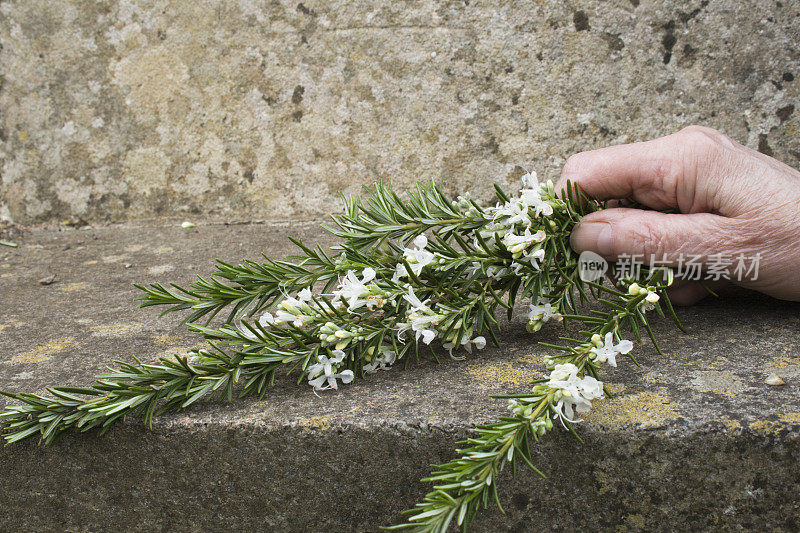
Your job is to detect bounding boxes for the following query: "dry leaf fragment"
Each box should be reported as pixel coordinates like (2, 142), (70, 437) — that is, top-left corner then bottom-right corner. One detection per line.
(765, 373), (786, 386)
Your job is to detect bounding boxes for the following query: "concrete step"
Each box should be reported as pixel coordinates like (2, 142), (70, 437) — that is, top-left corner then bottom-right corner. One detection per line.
(1, 219), (799, 531)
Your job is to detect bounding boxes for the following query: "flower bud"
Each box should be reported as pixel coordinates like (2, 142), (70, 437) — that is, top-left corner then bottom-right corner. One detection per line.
(526, 321), (543, 333)
(645, 291), (660, 304)
(628, 283), (641, 295)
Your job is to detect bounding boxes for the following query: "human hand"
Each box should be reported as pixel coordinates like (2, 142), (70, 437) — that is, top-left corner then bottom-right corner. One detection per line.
(557, 126), (800, 304)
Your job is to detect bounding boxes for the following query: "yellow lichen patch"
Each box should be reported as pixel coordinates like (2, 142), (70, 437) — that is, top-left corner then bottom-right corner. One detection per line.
(125, 244), (144, 253)
(154, 334), (185, 346)
(748, 419), (782, 436)
(466, 362), (537, 388)
(59, 282), (89, 292)
(584, 389), (680, 429)
(153, 246), (173, 254)
(516, 354), (544, 365)
(297, 416), (332, 430)
(625, 514), (646, 529)
(767, 357), (800, 369)
(11, 337), (77, 364)
(594, 468), (613, 495)
(779, 412), (800, 425)
(90, 323), (144, 337)
(0, 325), (6, 335)
(718, 416), (742, 431)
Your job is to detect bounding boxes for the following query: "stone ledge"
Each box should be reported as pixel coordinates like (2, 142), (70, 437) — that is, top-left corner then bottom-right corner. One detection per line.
(1, 219), (799, 531)
(1, 0), (799, 223)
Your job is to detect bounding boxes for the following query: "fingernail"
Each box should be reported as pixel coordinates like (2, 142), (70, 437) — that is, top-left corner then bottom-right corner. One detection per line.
(571, 222), (614, 257)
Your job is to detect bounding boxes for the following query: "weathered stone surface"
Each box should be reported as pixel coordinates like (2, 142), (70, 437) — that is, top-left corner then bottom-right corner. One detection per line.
(1, 1), (799, 223)
(1, 220), (799, 531)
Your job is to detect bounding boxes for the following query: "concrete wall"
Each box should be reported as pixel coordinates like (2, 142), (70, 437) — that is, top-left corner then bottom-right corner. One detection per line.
(1, 0), (798, 224)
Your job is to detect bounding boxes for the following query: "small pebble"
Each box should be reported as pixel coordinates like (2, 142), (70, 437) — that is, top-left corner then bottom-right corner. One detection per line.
(765, 373), (786, 386)
(181, 221), (196, 228)
(38, 274), (57, 285)
(124, 263), (132, 269)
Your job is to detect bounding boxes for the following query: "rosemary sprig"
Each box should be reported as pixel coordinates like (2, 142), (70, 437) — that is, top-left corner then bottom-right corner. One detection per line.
(0, 177), (685, 533)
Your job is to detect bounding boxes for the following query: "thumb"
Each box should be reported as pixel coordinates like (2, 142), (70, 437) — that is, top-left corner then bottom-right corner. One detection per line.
(570, 208), (742, 266)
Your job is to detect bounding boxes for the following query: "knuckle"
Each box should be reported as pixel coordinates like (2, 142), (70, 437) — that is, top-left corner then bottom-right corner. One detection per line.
(616, 217), (669, 258)
(641, 223), (669, 257)
(678, 125), (723, 151)
(647, 158), (678, 194)
(677, 125), (736, 153)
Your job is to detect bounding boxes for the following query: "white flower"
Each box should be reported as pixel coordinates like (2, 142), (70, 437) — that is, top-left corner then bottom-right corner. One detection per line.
(408, 314), (438, 344)
(332, 268), (376, 311)
(307, 349), (355, 391)
(523, 248), (546, 270)
(578, 375), (604, 398)
(272, 309), (307, 328)
(392, 263), (408, 282)
(402, 286), (430, 313)
(259, 312), (275, 327)
(485, 265), (508, 280)
(238, 311), (276, 341)
(364, 348), (397, 373)
(442, 335), (487, 358)
(491, 198), (531, 227)
(589, 332), (633, 367)
(502, 228), (546, 255)
(396, 320), (435, 344)
(548, 363), (578, 382)
(642, 289), (660, 311)
(393, 235), (435, 280)
(521, 170), (538, 189)
(529, 299), (562, 323)
(546, 363), (604, 424)
(282, 289), (312, 310)
(298, 288), (313, 302)
(527, 298), (562, 332)
(397, 289), (440, 345)
(520, 187), (554, 218)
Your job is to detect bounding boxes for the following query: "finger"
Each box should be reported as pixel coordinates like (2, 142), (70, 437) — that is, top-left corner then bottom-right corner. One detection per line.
(556, 126), (733, 213)
(666, 280), (729, 306)
(570, 207), (742, 264)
